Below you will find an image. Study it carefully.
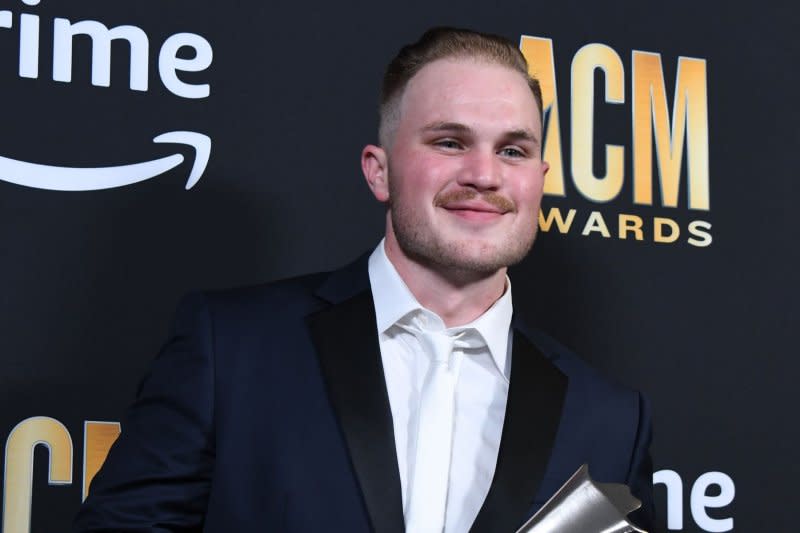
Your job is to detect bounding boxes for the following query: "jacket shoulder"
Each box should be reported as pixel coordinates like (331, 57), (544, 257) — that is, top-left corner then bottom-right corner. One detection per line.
(517, 323), (636, 396)
(191, 271), (333, 320)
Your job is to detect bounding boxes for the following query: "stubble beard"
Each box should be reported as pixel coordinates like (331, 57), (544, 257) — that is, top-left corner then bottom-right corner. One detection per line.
(388, 183), (538, 281)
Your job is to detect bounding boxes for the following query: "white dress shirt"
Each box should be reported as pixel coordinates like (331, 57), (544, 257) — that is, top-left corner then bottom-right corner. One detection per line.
(367, 240), (513, 533)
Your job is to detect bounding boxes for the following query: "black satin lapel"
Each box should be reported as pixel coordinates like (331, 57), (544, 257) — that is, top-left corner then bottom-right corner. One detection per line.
(470, 329), (567, 533)
(307, 290), (405, 533)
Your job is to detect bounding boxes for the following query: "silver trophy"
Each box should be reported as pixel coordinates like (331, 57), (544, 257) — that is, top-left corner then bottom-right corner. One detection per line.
(516, 464), (647, 533)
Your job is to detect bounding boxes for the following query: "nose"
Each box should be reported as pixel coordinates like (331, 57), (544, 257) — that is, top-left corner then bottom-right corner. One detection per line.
(456, 148), (502, 191)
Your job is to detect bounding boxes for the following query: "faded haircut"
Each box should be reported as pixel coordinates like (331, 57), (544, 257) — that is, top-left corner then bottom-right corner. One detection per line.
(378, 27), (544, 148)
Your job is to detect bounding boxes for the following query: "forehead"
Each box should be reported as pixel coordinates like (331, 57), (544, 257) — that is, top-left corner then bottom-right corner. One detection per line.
(397, 58), (541, 133)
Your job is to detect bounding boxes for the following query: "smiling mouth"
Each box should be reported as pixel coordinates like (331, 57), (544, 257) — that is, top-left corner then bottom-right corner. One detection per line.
(443, 202), (504, 214)
(442, 206), (506, 223)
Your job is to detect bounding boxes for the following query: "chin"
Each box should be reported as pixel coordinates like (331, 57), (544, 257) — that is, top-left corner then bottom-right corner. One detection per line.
(431, 239), (532, 274)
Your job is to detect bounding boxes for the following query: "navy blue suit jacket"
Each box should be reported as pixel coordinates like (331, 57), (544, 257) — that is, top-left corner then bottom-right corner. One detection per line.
(74, 257), (654, 532)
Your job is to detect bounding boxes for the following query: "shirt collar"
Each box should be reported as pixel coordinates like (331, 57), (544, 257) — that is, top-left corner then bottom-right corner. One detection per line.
(368, 239), (513, 379)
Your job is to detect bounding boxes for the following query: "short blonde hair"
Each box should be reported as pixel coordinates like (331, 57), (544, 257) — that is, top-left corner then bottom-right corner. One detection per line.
(379, 27), (544, 148)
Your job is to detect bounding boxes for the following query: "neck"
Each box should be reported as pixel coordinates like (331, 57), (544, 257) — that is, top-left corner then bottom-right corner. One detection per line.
(383, 235), (507, 328)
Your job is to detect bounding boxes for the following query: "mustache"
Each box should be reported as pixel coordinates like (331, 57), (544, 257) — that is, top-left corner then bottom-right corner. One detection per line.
(434, 188), (515, 213)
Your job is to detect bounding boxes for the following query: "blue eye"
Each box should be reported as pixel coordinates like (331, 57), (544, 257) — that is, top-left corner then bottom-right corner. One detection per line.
(500, 147), (524, 157)
(436, 139), (461, 149)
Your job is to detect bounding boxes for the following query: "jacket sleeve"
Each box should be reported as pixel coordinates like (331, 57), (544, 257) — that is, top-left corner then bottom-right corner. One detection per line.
(73, 293), (215, 532)
(626, 391), (655, 532)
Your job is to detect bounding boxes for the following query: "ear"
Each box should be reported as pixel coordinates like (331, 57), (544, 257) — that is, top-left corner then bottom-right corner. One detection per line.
(361, 144), (390, 202)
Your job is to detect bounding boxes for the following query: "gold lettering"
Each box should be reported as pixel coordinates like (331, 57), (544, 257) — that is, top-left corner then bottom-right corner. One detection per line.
(581, 211), (611, 237)
(688, 220), (713, 247)
(633, 52), (709, 210)
(619, 214), (644, 240)
(538, 206), (576, 233)
(3, 416), (73, 533)
(520, 36), (565, 196)
(571, 43), (625, 202)
(83, 421), (121, 500)
(654, 217), (680, 243)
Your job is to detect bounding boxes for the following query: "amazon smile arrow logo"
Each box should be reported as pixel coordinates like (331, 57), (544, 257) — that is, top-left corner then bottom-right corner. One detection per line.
(0, 131), (211, 191)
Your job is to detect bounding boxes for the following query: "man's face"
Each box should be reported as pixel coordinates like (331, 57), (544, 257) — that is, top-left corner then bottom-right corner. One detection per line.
(371, 58), (548, 276)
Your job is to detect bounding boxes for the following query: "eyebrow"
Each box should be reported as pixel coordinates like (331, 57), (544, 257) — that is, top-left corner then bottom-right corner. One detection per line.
(505, 129), (539, 146)
(421, 121), (540, 148)
(421, 121), (472, 134)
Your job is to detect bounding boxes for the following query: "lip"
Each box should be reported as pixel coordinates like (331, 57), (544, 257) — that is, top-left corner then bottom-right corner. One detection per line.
(440, 201), (507, 222)
(439, 200), (507, 214)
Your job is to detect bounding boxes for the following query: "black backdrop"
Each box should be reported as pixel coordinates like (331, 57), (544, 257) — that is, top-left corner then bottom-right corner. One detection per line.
(2, 1), (797, 531)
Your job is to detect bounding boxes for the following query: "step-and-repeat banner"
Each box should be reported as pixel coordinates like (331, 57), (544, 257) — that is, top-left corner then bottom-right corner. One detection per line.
(1, 1), (796, 531)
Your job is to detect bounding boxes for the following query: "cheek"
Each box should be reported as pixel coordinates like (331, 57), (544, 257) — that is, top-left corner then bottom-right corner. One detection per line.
(390, 150), (451, 197)
(511, 173), (546, 210)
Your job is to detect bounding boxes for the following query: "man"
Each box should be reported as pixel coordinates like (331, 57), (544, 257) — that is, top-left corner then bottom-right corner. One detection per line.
(75, 27), (654, 532)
